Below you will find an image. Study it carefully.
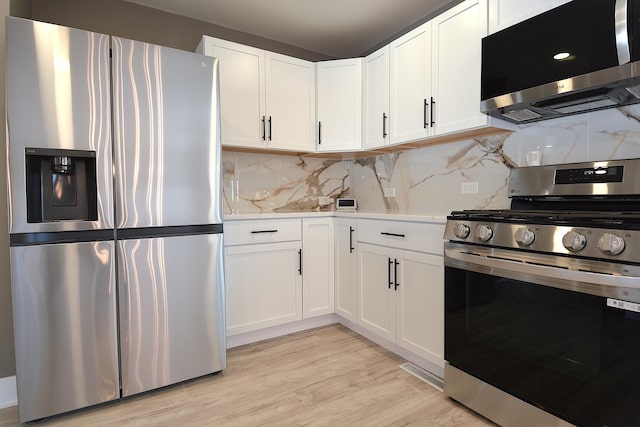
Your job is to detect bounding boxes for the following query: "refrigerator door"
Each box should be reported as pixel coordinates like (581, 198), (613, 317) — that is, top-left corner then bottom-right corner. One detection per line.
(6, 17), (114, 234)
(112, 37), (222, 228)
(10, 241), (119, 422)
(118, 233), (226, 396)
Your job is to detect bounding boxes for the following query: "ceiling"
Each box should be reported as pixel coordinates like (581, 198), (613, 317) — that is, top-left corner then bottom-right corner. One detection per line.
(122, 0), (459, 58)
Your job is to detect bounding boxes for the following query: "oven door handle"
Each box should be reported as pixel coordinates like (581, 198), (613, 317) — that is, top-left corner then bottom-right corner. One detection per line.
(445, 247), (640, 300)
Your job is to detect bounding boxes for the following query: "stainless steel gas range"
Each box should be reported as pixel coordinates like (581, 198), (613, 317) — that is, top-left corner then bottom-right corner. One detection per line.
(443, 159), (640, 427)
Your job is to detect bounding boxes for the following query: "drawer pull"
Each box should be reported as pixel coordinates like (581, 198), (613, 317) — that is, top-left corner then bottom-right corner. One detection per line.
(251, 230), (279, 234)
(381, 232), (405, 238)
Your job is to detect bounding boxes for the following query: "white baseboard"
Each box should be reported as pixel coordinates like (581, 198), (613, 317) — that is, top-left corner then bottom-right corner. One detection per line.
(336, 317), (444, 380)
(226, 314), (340, 348)
(0, 376), (17, 409)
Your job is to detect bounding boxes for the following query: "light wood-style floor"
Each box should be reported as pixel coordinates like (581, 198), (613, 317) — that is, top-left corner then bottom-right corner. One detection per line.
(0, 324), (494, 426)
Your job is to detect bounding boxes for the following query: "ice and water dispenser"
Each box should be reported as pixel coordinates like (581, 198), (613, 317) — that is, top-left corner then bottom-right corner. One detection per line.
(25, 147), (98, 223)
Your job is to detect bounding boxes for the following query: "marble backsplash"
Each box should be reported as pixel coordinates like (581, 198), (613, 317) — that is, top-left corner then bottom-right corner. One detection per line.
(223, 104), (640, 216)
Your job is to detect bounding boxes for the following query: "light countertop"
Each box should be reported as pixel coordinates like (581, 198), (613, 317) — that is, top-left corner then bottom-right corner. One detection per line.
(224, 211), (447, 224)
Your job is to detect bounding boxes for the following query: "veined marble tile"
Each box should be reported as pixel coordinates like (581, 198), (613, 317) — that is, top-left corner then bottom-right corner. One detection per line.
(222, 152), (350, 214)
(503, 113), (589, 166)
(351, 135), (513, 216)
(587, 105), (640, 161)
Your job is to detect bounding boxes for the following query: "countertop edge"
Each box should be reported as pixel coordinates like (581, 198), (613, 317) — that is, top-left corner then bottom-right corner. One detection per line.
(224, 211), (447, 224)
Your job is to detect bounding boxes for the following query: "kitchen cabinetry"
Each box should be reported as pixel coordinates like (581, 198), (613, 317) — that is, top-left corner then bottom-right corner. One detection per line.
(224, 219), (302, 336)
(356, 219), (444, 367)
(431, 0), (488, 135)
(488, 0), (571, 34)
(198, 36), (315, 152)
(334, 218), (357, 322)
(389, 22), (433, 144)
(302, 218), (334, 317)
(363, 46), (390, 149)
(316, 59), (362, 152)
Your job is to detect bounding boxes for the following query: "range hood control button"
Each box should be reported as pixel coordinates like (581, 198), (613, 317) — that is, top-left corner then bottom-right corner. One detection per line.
(597, 233), (625, 256)
(514, 228), (535, 246)
(453, 223), (470, 239)
(562, 231), (587, 252)
(474, 224), (493, 242)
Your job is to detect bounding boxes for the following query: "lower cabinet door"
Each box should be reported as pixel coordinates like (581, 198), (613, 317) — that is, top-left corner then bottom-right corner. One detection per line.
(357, 243), (396, 342)
(396, 250), (444, 366)
(225, 241), (302, 335)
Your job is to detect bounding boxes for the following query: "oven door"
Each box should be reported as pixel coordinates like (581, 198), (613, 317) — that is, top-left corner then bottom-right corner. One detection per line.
(445, 242), (640, 427)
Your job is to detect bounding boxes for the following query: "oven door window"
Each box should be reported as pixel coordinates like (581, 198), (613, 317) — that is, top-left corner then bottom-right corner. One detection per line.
(445, 266), (640, 427)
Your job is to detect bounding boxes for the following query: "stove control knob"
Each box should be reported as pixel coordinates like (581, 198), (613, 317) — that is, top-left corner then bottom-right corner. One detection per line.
(474, 224), (493, 242)
(597, 233), (625, 256)
(453, 223), (471, 239)
(514, 228), (535, 246)
(562, 231), (587, 252)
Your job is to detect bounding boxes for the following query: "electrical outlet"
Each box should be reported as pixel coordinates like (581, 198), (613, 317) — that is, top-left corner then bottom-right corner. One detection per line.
(383, 187), (396, 197)
(461, 182), (479, 194)
(318, 196), (332, 206)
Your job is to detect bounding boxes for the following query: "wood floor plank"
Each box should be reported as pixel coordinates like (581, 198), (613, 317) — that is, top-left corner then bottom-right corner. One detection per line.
(0, 324), (494, 426)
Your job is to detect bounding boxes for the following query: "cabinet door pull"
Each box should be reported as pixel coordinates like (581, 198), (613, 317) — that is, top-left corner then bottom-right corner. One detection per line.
(318, 121), (322, 144)
(262, 116), (266, 141)
(250, 229), (278, 234)
(423, 98), (428, 129)
(298, 249), (303, 275)
(388, 258), (393, 289)
(382, 112), (388, 138)
(381, 232), (405, 238)
(394, 259), (400, 290)
(268, 116), (272, 141)
(349, 226), (354, 253)
(430, 97), (435, 127)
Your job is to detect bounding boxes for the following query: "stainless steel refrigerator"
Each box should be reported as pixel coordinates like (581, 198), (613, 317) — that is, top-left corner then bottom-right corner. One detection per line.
(6, 17), (225, 423)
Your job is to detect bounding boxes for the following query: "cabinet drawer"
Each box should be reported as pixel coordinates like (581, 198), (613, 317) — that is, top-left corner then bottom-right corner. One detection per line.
(357, 219), (445, 254)
(224, 219), (301, 246)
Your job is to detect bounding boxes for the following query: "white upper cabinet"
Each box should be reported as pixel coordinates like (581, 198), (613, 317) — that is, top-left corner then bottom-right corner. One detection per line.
(363, 46), (390, 149)
(316, 58), (363, 152)
(431, 0), (488, 135)
(198, 36), (315, 152)
(389, 21), (433, 144)
(198, 38), (265, 149)
(488, 0), (572, 34)
(266, 52), (316, 152)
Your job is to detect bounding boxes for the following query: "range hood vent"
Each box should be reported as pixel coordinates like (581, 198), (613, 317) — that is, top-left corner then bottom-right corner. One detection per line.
(481, 0), (640, 124)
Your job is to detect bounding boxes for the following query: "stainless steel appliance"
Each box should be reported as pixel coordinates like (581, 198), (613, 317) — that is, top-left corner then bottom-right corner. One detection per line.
(481, 0), (640, 124)
(443, 159), (640, 427)
(6, 17), (225, 422)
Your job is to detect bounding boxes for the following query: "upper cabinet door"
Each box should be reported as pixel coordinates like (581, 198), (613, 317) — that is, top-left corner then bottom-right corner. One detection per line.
(265, 52), (316, 152)
(203, 37), (266, 149)
(431, 0), (488, 136)
(488, 0), (572, 34)
(316, 58), (362, 152)
(389, 21), (433, 144)
(363, 46), (390, 150)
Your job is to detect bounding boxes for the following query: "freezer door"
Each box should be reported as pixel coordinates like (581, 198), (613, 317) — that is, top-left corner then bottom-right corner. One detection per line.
(112, 37), (222, 228)
(118, 233), (226, 396)
(6, 18), (114, 234)
(10, 241), (119, 422)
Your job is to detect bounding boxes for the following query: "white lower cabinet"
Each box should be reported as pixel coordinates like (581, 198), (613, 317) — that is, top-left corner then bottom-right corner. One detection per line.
(334, 218), (357, 322)
(225, 217), (335, 336)
(302, 218), (334, 318)
(224, 219), (303, 336)
(357, 219), (444, 367)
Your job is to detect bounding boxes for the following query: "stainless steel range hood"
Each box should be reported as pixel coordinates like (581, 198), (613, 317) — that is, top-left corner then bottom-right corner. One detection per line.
(481, 0), (640, 124)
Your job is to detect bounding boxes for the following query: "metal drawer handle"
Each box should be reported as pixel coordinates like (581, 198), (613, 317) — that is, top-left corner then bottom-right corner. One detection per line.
(381, 232), (405, 238)
(251, 230), (278, 234)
